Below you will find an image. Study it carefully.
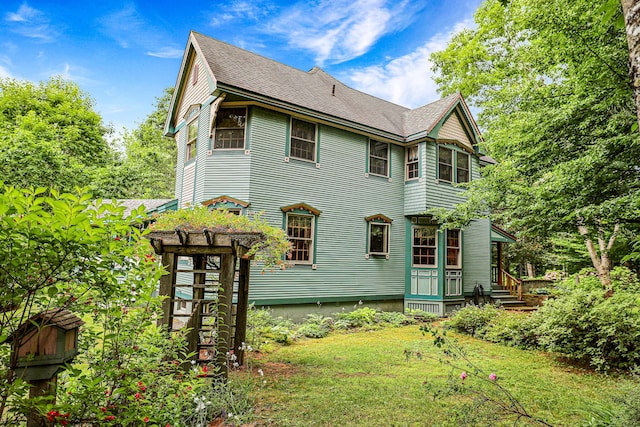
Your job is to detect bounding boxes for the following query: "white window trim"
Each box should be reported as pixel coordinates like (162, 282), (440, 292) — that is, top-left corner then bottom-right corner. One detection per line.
(446, 229), (462, 268)
(368, 222), (390, 256)
(185, 118), (198, 162)
(289, 118), (317, 162)
(213, 107), (247, 150)
(369, 139), (389, 177)
(286, 212), (315, 265)
(412, 226), (438, 268)
(406, 145), (419, 181)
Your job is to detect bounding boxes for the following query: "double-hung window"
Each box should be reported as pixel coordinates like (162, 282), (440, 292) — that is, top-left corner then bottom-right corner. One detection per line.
(286, 214), (314, 264)
(214, 108), (246, 149)
(290, 118), (317, 162)
(369, 140), (389, 177)
(456, 152), (470, 183)
(439, 147), (470, 184)
(412, 226), (437, 267)
(446, 229), (462, 268)
(185, 119), (198, 161)
(365, 214), (392, 257)
(406, 145), (419, 180)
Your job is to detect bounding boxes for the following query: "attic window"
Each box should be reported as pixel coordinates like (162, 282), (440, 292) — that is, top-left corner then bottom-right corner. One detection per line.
(191, 64), (199, 85)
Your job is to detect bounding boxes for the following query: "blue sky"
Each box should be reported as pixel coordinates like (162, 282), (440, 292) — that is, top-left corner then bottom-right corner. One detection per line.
(0, 0), (481, 134)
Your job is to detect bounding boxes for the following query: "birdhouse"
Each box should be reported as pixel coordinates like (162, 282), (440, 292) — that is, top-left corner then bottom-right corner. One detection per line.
(8, 309), (84, 381)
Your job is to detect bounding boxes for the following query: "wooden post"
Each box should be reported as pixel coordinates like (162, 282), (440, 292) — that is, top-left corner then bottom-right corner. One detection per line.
(26, 377), (57, 427)
(496, 243), (503, 288)
(216, 253), (236, 379)
(158, 253), (177, 328)
(234, 257), (251, 366)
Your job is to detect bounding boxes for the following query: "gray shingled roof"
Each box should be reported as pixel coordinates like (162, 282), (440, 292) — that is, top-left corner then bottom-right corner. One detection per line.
(192, 32), (463, 140)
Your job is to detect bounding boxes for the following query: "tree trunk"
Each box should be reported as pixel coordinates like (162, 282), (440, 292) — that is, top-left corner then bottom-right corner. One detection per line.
(577, 223), (619, 288)
(621, 0), (640, 129)
(526, 261), (535, 278)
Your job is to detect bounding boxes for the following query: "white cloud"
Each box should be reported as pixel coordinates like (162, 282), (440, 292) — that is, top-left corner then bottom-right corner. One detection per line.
(210, 1), (271, 26)
(267, 0), (417, 65)
(0, 65), (12, 79)
(344, 20), (472, 108)
(4, 2), (57, 42)
(146, 47), (184, 59)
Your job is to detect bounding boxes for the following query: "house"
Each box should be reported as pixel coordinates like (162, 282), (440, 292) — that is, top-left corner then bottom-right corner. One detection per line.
(162, 31), (513, 317)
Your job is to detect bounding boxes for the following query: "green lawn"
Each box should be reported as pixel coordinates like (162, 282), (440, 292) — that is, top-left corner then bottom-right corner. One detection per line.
(238, 325), (630, 426)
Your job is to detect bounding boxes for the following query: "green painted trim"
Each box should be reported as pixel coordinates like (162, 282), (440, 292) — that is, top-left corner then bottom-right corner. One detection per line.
(245, 106), (252, 150)
(249, 294), (404, 306)
(316, 125), (321, 164)
(437, 228), (446, 297)
(285, 116), (291, 156)
(312, 214), (319, 264)
(404, 294), (442, 301)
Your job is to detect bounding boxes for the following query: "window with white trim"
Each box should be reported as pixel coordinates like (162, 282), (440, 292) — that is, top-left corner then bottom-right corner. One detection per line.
(186, 119), (198, 161)
(290, 118), (317, 162)
(369, 140), (389, 176)
(406, 145), (419, 180)
(286, 214), (314, 264)
(214, 107), (246, 149)
(412, 226), (437, 267)
(446, 229), (461, 268)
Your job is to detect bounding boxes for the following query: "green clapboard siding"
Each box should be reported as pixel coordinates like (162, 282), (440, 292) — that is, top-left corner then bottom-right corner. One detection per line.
(246, 107), (405, 304)
(424, 142), (468, 209)
(462, 218), (491, 294)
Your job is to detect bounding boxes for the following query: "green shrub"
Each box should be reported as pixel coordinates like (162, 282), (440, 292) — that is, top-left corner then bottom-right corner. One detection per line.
(246, 305), (296, 348)
(405, 308), (439, 323)
(533, 289), (640, 371)
(446, 304), (500, 336)
(482, 311), (538, 348)
(297, 314), (332, 338)
(376, 311), (414, 327)
(335, 307), (378, 328)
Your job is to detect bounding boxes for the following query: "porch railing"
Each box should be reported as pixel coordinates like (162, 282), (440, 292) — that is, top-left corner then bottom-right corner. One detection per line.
(501, 269), (523, 300)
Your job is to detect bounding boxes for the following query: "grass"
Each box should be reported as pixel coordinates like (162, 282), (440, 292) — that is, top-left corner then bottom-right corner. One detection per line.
(236, 324), (632, 426)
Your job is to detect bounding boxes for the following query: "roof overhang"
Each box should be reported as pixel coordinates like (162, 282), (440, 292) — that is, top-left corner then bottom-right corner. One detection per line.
(491, 224), (517, 243)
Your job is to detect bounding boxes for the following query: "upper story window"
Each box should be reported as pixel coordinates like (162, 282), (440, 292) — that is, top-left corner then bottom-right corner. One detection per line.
(446, 229), (461, 268)
(456, 152), (470, 183)
(439, 146), (470, 184)
(369, 140), (389, 177)
(406, 145), (419, 180)
(186, 119), (198, 161)
(214, 108), (246, 149)
(191, 64), (199, 86)
(412, 226), (437, 267)
(290, 118), (317, 162)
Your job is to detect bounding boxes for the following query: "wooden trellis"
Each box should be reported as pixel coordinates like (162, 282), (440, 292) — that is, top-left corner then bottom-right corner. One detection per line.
(146, 229), (264, 379)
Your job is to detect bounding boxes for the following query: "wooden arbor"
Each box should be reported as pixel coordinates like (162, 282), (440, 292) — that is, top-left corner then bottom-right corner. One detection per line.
(147, 229), (264, 379)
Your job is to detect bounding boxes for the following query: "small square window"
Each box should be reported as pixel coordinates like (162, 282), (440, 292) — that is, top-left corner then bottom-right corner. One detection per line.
(214, 108), (246, 149)
(369, 223), (389, 255)
(290, 118), (317, 162)
(369, 140), (389, 176)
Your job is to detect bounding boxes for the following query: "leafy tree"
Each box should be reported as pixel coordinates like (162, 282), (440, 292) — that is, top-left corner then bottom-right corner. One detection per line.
(430, 0), (640, 287)
(95, 88), (177, 199)
(0, 78), (112, 192)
